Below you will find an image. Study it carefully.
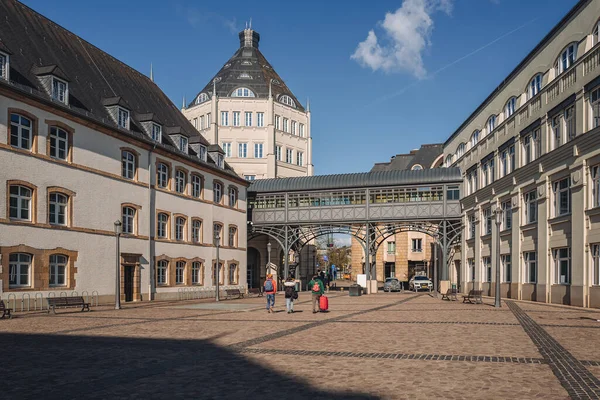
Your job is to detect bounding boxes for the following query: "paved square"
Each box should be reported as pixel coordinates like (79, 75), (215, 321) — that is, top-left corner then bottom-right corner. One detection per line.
(1, 292), (600, 399)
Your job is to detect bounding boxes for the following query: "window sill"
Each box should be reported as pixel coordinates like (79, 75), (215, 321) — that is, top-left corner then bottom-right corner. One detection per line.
(548, 214), (571, 225)
(521, 222), (537, 231)
(586, 207), (600, 217)
(500, 229), (512, 237)
(480, 234), (492, 240)
(551, 283), (571, 286)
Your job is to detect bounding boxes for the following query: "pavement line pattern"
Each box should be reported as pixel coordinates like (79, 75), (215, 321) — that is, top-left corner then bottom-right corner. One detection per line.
(228, 294), (421, 350)
(507, 300), (600, 399)
(239, 348), (545, 364)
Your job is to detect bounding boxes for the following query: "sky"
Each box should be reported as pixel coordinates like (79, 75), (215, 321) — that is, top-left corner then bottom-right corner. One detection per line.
(22, 0), (579, 175)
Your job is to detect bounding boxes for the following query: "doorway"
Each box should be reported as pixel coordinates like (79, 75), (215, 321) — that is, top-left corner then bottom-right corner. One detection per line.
(384, 262), (396, 278)
(124, 266), (134, 302)
(247, 247), (261, 288)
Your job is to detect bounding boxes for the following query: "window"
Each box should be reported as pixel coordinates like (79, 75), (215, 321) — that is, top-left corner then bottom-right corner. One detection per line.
(470, 131), (480, 149)
(275, 115), (281, 130)
(412, 164), (423, 171)
(196, 93), (209, 104)
(117, 107), (129, 129)
(445, 155), (453, 168)
(157, 163), (169, 189)
(198, 115), (205, 130)
(192, 220), (202, 243)
(524, 252), (537, 283)
(556, 44), (576, 75)
(591, 87), (600, 129)
(483, 207), (492, 236)
(229, 263), (238, 284)
(279, 95), (296, 108)
(175, 170), (187, 194)
(244, 112), (252, 127)
(9, 185), (32, 221)
(179, 136), (188, 152)
(49, 192), (68, 225)
(176, 261), (185, 285)
(501, 201), (512, 231)
(565, 106), (575, 142)
(505, 97), (516, 119)
(157, 260), (168, 285)
(217, 154), (224, 168)
(238, 72), (252, 79)
(192, 175), (203, 198)
(52, 78), (67, 104)
(151, 124), (162, 142)
(499, 144), (515, 178)
(193, 118), (198, 129)
(466, 169), (478, 195)
(501, 255), (511, 283)
(551, 113), (563, 149)
(299, 124), (305, 138)
(297, 151), (304, 166)
(553, 177), (571, 217)
(122, 206), (135, 234)
(121, 150), (136, 180)
(446, 186), (460, 200)
(10, 113), (32, 150)
(0, 53), (7, 80)
(529, 74), (542, 99)
(157, 213), (169, 239)
(483, 257), (491, 282)
(455, 143), (465, 159)
(245, 175), (256, 181)
(522, 129), (541, 165)
(468, 258), (475, 281)
(207, 113), (211, 127)
(175, 217), (186, 241)
(213, 223), (223, 244)
(49, 254), (67, 286)
(524, 190), (538, 224)
(283, 118), (289, 133)
(487, 115), (496, 133)
(468, 214), (476, 239)
(286, 148), (293, 163)
(481, 158), (495, 186)
(213, 182), (223, 203)
(199, 145), (207, 162)
(254, 143), (264, 158)
(257, 112), (264, 127)
(553, 247), (571, 284)
(276, 145), (282, 161)
(9, 253), (31, 287)
(49, 127), (69, 160)
(387, 241), (396, 254)
(229, 187), (237, 207)
(228, 226), (237, 247)
(291, 121), (297, 135)
(192, 262), (202, 285)
(594, 21), (600, 46)
(233, 111), (240, 126)
(593, 244), (600, 286)
(221, 111), (229, 126)
(231, 87), (255, 97)
(238, 143), (248, 158)
(411, 238), (422, 252)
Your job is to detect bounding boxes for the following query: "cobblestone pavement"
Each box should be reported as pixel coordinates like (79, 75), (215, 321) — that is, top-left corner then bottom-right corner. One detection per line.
(2, 292), (600, 399)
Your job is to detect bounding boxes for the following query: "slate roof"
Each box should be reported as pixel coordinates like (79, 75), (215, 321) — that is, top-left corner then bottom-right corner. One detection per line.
(188, 29), (305, 112)
(248, 168), (462, 194)
(371, 144), (444, 172)
(0, 0), (244, 181)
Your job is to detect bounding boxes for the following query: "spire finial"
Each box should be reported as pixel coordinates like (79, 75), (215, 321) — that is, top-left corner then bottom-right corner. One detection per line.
(307, 97), (310, 112)
(249, 18), (252, 29)
(213, 78), (217, 97)
(150, 63), (154, 82)
(182, 95), (186, 109)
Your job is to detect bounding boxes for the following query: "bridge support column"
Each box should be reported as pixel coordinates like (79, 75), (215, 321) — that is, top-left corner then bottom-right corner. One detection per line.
(284, 226), (289, 280)
(365, 223), (371, 294)
(439, 220), (451, 294)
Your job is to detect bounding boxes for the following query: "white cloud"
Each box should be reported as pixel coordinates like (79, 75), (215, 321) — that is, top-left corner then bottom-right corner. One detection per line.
(351, 0), (452, 78)
(175, 4), (238, 34)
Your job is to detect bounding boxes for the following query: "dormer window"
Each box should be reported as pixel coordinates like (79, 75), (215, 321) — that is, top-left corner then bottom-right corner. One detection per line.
(0, 53), (8, 80)
(151, 124), (162, 142)
(241, 60), (252, 66)
(217, 154), (224, 168)
(117, 107), (130, 129)
(196, 93), (209, 104)
(231, 87), (255, 97)
(52, 77), (68, 104)
(179, 136), (188, 152)
(199, 145), (207, 161)
(238, 72), (252, 79)
(279, 95), (296, 108)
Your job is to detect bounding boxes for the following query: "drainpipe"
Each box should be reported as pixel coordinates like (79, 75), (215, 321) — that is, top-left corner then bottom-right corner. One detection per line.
(148, 144), (157, 300)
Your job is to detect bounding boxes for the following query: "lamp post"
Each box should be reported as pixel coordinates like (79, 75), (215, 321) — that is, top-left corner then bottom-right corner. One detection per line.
(113, 220), (122, 310)
(433, 234), (439, 298)
(267, 242), (272, 272)
(493, 206), (503, 308)
(215, 232), (221, 302)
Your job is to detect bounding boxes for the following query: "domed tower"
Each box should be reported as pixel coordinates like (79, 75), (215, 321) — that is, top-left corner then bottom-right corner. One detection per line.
(182, 28), (313, 180)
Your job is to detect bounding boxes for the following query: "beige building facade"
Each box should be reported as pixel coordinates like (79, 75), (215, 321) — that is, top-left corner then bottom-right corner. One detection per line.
(0, 0), (248, 305)
(444, 0), (600, 307)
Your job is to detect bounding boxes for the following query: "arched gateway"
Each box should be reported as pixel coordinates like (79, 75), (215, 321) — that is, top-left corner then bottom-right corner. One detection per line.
(247, 168), (463, 293)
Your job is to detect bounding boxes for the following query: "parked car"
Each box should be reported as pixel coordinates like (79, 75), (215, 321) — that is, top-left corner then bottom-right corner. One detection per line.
(383, 277), (403, 292)
(409, 275), (433, 291)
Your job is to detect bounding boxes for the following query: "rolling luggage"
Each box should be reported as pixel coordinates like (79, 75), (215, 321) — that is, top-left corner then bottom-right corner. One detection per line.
(319, 295), (329, 311)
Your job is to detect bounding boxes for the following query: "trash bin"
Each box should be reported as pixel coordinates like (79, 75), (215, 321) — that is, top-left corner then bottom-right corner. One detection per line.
(349, 284), (362, 297)
(295, 282), (301, 292)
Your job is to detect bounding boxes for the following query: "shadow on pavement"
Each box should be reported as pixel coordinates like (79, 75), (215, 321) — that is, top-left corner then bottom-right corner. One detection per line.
(0, 333), (378, 399)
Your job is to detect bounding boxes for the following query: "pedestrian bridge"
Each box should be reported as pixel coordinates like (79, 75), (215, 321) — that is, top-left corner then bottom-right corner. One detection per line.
(247, 168), (463, 282)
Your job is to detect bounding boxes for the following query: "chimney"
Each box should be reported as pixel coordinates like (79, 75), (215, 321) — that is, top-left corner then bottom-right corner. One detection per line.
(239, 29), (260, 49)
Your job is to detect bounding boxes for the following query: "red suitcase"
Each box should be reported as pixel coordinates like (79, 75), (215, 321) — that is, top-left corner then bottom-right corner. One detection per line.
(319, 295), (329, 311)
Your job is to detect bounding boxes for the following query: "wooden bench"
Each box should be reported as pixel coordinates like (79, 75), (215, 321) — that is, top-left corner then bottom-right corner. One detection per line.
(248, 288), (263, 297)
(47, 296), (90, 314)
(441, 288), (459, 301)
(225, 289), (244, 300)
(462, 290), (483, 304)
(0, 300), (12, 319)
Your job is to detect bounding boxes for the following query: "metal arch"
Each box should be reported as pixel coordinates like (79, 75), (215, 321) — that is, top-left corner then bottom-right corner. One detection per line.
(248, 226), (286, 251)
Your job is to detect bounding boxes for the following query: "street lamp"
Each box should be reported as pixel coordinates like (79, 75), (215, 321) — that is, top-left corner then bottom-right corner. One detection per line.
(113, 220), (122, 310)
(214, 232), (221, 302)
(267, 242), (272, 272)
(493, 206), (503, 308)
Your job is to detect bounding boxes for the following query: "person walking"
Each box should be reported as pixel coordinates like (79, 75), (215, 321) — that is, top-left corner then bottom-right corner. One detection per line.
(309, 274), (324, 313)
(284, 277), (297, 313)
(264, 274), (277, 313)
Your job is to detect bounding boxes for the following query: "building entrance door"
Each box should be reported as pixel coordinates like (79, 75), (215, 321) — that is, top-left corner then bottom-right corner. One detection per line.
(124, 266), (134, 302)
(384, 262), (396, 278)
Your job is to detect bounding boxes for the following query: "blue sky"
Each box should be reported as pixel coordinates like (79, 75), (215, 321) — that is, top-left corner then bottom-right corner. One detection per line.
(22, 0), (578, 175)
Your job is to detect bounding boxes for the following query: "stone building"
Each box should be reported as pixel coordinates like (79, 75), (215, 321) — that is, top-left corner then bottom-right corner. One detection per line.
(444, 0), (600, 307)
(0, 0), (248, 304)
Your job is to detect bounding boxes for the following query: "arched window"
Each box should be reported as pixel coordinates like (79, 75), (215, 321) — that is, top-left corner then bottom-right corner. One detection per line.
(594, 20), (600, 46)
(555, 43), (577, 75)
(229, 263), (238, 284)
(279, 95), (296, 108)
(229, 187), (238, 208)
(487, 115), (497, 133)
(49, 192), (68, 226)
(195, 93), (209, 104)
(156, 260), (168, 285)
(10, 113), (32, 150)
(228, 226), (237, 247)
(529, 74), (542, 99)
(238, 72), (252, 79)
(456, 143), (465, 159)
(411, 164), (423, 171)
(213, 181), (223, 203)
(9, 184), (32, 221)
(122, 206), (136, 234)
(9, 253), (32, 287)
(470, 130), (480, 148)
(49, 126), (69, 160)
(49, 254), (68, 286)
(192, 261), (203, 285)
(505, 97), (517, 119)
(192, 219), (202, 243)
(175, 216), (186, 241)
(121, 150), (136, 180)
(191, 174), (203, 198)
(231, 87), (255, 97)
(445, 154), (453, 168)
(157, 213), (169, 239)
(157, 163), (169, 189)
(176, 261), (185, 285)
(175, 169), (187, 194)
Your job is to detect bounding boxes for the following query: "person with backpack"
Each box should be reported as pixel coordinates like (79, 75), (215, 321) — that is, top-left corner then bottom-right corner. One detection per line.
(264, 274), (277, 313)
(309, 274), (325, 313)
(283, 277), (297, 313)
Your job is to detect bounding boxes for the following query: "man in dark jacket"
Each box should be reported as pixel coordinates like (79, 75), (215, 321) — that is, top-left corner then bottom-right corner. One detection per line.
(308, 275), (325, 313)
